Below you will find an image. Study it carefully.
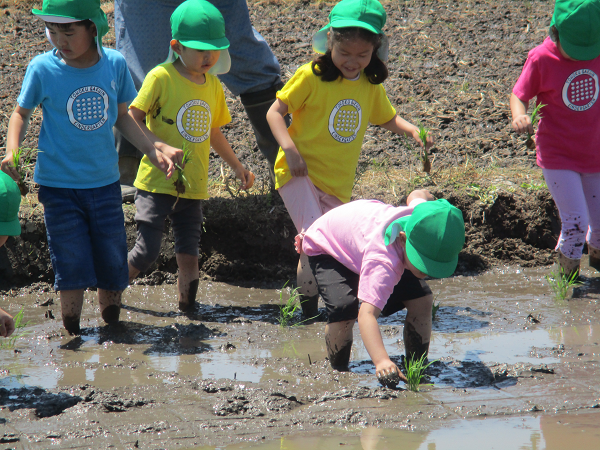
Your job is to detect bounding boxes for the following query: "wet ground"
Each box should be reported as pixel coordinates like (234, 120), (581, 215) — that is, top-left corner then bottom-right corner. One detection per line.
(2, 263), (600, 448)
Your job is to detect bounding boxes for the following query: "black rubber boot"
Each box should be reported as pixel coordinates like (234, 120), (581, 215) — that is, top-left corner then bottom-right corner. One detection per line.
(240, 83), (287, 177)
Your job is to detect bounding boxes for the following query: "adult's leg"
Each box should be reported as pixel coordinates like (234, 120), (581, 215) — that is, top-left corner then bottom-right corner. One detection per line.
(582, 172), (600, 270)
(214, 0), (284, 168)
(543, 169), (589, 276)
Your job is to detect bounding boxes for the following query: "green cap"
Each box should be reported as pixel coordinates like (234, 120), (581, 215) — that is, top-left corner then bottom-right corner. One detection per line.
(171, 0), (230, 51)
(313, 0), (388, 60)
(384, 199), (465, 279)
(33, 0), (108, 55)
(0, 172), (22, 237)
(550, 0), (600, 61)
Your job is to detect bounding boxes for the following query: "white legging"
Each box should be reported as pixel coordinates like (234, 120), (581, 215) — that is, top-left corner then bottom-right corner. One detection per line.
(543, 168), (600, 259)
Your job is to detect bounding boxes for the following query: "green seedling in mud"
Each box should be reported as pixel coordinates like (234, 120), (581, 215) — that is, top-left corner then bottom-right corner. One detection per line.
(431, 300), (441, 321)
(11, 147), (34, 196)
(1, 308), (31, 350)
(545, 268), (583, 301)
(172, 142), (192, 209)
(404, 353), (436, 392)
(526, 103), (545, 150)
(278, 285), (317, 327)
(416, 123), (431, 173)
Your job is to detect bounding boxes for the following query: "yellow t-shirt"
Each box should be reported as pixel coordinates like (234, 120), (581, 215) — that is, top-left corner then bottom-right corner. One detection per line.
(274, 63), (396, 203)
(132, 63), (231, 199)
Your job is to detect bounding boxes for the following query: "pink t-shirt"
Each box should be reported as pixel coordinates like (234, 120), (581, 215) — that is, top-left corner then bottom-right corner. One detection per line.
(302, 198), (426, 310)
(512, 37), (600, 173)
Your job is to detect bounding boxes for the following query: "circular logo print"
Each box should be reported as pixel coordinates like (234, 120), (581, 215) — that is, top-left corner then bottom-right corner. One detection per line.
(329, 99), (362, 143)
(67, 86), (109, 131)
(177, 100), (211, 143)
(562, 69), (599, 111)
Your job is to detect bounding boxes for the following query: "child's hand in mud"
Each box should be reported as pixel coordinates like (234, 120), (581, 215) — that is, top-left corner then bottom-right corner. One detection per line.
(234, 166), (255, 190)
(376, 361), (407, 388)
(512, 114), (533, 135)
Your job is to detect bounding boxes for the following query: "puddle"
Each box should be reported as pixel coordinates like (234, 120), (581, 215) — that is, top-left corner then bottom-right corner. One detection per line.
(215, 411), (600, 449)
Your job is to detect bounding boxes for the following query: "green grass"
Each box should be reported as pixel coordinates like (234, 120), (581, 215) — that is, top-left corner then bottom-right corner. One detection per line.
(1, 308), (31, 350)
(545, 268), (583, 301)
(404, 353), (436, 392)
(278, 284), (317, 327)
(431, 300), (441, 321)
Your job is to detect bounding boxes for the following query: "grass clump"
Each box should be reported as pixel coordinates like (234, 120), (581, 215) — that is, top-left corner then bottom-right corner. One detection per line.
(526, 103), (545, 150)
(172, 142), (192, 209)
(404, 353), (436, 392)
(545, 268), (583, 300)
(11, 147), (35, 196)
(431, 300), (441, 321)
(278, 284), (317, 327)
(1, 308), (31, 350)
(416, 123), (431, 173)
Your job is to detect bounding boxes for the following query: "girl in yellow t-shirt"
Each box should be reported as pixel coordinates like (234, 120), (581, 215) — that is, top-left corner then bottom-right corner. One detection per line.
(267, 0), (433, 318)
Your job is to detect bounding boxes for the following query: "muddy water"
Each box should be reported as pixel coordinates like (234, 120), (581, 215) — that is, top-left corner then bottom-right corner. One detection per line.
(1, 264), (599, 448)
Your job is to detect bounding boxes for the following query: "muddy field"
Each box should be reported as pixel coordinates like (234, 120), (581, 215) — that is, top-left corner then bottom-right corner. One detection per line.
(1, 0), (600, 448)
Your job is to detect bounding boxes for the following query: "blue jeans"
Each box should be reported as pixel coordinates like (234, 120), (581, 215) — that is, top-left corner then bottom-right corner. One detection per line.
(38, 182), (129, 292)
(114, 0), (282, 95)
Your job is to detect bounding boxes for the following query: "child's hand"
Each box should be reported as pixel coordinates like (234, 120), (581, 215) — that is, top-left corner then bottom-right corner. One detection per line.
(412, 128), (434, 150)
(1, 155), (20, 182)
(376, 360), (407, 387)
(0, 309), (15, 338)
(234, 166), (255, 190)
(512, 114), (534, 135)
(160, 144), (184, 170)
(284, 147), (308, 177)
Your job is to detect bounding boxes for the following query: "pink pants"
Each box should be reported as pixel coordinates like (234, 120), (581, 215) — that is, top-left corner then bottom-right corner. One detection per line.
(543, 168), (600, 259)
(278, 176), (344, 234)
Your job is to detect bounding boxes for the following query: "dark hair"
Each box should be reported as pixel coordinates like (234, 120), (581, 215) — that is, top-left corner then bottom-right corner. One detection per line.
(549, 25), (559, 43)
(311, 27), (388, 84)
(45, 19), (94, 30)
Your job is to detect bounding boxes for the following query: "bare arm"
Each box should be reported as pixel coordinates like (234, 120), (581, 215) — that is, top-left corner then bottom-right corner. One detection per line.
(380, 114), (434, 150)
(266, 98), (307, 177)
(117, 104), (183, 179)
(406, 189), (435, 205)
(358, 302), (408, 382)
(0, 308), (15, 338)
(510, 93), (533, 134)
(2, 105), (34, 181)
(210, 127), (254, 190)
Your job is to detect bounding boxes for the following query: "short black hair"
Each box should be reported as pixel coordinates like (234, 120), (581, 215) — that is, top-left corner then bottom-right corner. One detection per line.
(45, 19), (94, 30)
(311, 26), (388, 84)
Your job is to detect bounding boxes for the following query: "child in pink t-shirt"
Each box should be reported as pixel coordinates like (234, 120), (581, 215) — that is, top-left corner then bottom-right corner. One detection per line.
(302, 190), (465, 387)
(511, 0), (600, 277)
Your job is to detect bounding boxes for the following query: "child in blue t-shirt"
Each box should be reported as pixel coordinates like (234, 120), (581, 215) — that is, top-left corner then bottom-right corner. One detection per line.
(1, 0), (183, 335)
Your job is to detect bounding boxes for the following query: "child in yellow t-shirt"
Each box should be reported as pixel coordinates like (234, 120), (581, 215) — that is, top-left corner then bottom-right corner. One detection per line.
(128, 0), (254, 311)
(266, 0), (433, 317)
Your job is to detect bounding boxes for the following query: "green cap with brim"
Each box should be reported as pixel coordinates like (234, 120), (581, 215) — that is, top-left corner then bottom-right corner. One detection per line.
(0, 172), (22, 237)
(33, 0), (108, 56)
(168, 0), (231, 74)
(313, 0), (389, 61)
(384, 199), (465, 279)
(550, 0), (600, 61)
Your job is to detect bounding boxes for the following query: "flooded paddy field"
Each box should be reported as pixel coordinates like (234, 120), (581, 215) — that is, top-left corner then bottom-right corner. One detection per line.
(2, 264), (599, 449)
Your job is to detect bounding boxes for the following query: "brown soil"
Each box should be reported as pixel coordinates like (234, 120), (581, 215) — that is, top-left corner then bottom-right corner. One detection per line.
(0, 0), (563, 292)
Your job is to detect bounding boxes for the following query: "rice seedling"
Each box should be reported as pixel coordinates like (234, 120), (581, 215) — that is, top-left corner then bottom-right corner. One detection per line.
(278, 284), (316, 327)
(404, 353), (436, 392)
(525, 103), (545, 150)
(172, 141), (192, 210)
(416, 123), (431, 173)
(545, 267), (583, 300)
(11, 147), (34, 196)
(1, 307), (31, 350)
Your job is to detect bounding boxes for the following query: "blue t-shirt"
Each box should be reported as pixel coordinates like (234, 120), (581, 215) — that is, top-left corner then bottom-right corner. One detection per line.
(17, 48), (137, 188)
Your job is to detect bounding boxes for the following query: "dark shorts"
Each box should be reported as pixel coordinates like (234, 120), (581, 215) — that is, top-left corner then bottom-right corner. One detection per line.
(38, 181), (128, 292)
(128, 190), (203, 273)
(308, 254), (432, 323)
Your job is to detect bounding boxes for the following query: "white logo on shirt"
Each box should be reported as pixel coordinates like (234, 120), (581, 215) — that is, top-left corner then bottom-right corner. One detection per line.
(67, 86), (109, 131)
(562, 69), (599, 111)
(177, 99), (211, 143)
(329, 99), (362, 143)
